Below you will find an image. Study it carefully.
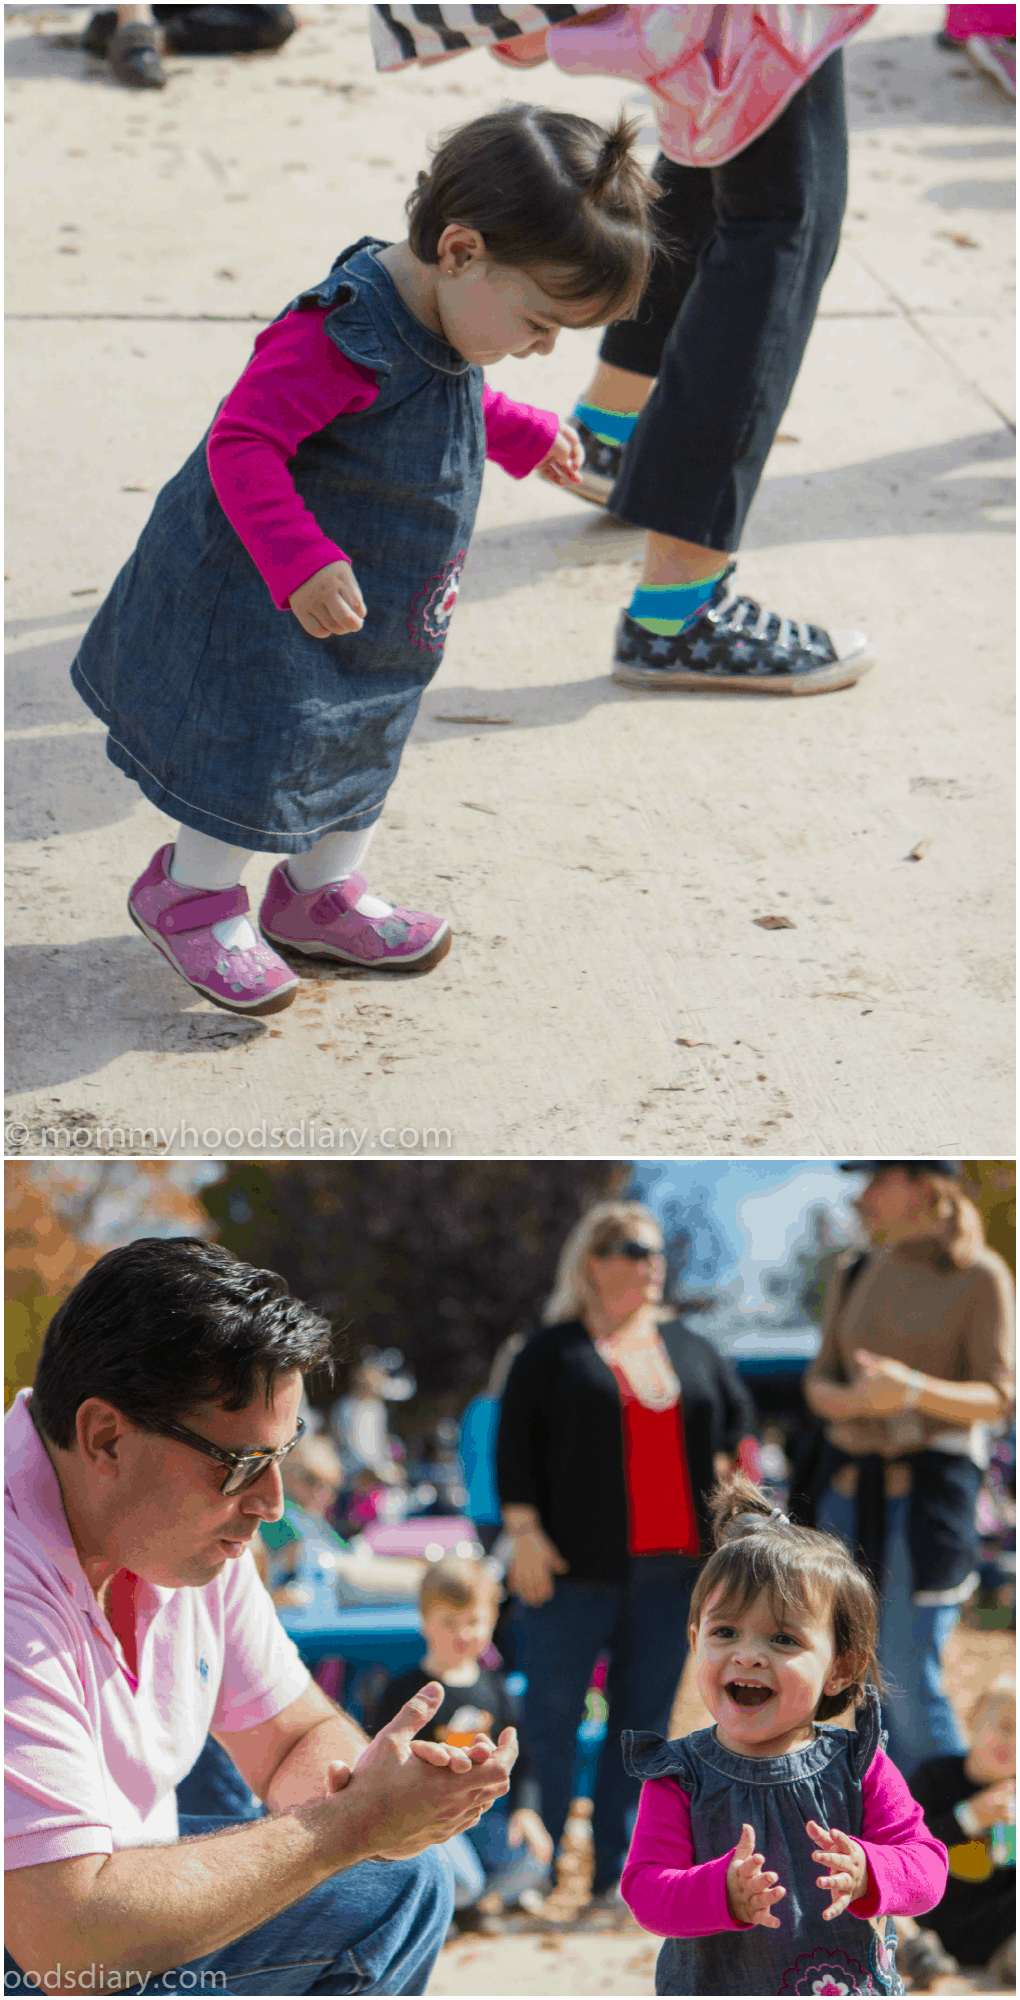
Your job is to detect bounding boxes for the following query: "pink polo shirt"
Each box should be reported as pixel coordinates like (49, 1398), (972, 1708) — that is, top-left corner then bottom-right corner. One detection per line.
(4, 1390), (311, 1872)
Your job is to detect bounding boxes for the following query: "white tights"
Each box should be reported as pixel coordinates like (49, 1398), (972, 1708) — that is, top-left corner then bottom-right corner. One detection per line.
(170, 824), (388, 949)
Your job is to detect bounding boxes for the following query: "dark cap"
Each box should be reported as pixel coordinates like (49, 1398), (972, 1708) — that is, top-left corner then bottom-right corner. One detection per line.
(839, 1160), (962, 1180)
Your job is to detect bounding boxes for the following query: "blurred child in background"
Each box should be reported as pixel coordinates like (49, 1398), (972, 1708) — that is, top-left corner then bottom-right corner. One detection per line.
(371, 1554), (552, 1932)
(903, 1674), (1015, 1990)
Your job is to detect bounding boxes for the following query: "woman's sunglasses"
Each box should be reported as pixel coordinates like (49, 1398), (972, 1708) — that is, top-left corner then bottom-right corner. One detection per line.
(146, 1414), (306, 1494)
(593, 1239), (663, 1262)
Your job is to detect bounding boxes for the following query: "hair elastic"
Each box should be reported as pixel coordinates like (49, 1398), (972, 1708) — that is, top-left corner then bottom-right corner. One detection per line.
(735, 1506), (791, 1530)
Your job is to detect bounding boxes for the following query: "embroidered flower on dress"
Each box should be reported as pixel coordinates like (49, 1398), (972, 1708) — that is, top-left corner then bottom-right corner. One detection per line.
(408, 551), (466, 652)
(779, 1953), (870, 1996)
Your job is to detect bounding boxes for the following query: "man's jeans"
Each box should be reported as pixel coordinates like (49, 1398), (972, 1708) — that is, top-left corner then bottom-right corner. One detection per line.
(817, 1485), (967, 1781)
(514, 1553), (699, 1892)
(603, 51), (848, 550)
(4, 1826), (453, 1996)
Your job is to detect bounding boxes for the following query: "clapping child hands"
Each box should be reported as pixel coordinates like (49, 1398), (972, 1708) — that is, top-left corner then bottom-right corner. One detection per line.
(806, 1818), (869, 1920)
(726, 1823), (786, 1928)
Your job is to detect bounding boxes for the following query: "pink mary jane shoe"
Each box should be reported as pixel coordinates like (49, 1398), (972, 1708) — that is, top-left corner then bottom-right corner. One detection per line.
(259, 866), (452, 971)
(128, 845), (300, 1015)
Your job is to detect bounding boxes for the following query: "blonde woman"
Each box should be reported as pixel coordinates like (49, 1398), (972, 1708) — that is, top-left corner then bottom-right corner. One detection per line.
(804, 1161), (1015, 1781)
(496, 1199), (754, 1902)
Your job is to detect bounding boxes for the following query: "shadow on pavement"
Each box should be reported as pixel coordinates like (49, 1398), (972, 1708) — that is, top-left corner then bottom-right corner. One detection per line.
(4, 933), (269, 1097)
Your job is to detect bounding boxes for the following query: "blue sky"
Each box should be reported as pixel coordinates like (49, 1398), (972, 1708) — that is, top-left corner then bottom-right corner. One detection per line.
(628, 1160), (865, 1315)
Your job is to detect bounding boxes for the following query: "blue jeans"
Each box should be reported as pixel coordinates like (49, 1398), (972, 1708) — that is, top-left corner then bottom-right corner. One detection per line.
(817, 1486), (967, 1781)
(514, 1553), (699, 1892)
(4, 1822), (453, 1996)
(443, 1831), (486, 1908)
(175, 1734), (264, 1820)
(465, 1797), (551, 1904)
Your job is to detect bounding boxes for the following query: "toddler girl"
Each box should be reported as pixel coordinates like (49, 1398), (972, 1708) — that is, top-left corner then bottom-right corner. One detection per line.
(71, 106), (658, 1016)
(620, 1473), (949, 1995)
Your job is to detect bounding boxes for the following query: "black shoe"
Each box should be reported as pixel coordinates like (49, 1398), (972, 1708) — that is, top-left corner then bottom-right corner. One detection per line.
(154, 5), (296, 53)
(109, 21), (167, 86)
(611, 564), (874, 694)
(895, 1925), (960, 1990)
(572, 417), (625, 506)
(82, 10), (117, 56)
(453, 1905), (504, 1937)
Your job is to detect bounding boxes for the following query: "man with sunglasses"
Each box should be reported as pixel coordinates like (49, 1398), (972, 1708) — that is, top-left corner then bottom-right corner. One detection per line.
(5, 1238), (517, 1996)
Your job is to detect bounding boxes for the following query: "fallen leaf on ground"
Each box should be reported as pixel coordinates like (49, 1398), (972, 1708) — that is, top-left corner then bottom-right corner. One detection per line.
(907, 838), (934, 860)
(70, 587), (97, 596)
(435, 713), (513, 724)
(676, 1037), (712, 1047)
(774, 433), (800, 443)
(461, 800), (498, 814)
(755, 914), (796, 929)
(935, 229), (980, 249)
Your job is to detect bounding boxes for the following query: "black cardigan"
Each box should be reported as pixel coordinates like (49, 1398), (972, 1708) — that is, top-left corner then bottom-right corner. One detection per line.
(495, 1319), (756, 1583)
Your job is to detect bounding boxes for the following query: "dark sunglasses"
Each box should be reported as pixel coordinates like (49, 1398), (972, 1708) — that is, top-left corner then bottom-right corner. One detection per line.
(146, 1415), (306, 1494)
(593, 1239), (663, 1262)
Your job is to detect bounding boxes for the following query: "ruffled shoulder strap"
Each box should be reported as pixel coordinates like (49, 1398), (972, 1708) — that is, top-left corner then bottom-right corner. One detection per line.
(290, 239), (394, 378)
(849, 1684), (887, 1776)
(621, 1728), (696, 1785)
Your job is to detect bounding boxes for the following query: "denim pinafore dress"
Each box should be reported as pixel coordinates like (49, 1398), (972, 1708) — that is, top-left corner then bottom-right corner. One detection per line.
(622, 1692), (903, 1997)
(70, 240), (485, 852)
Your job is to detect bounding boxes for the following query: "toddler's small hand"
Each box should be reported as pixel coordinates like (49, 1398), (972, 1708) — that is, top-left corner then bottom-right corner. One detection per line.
(806, 1818), (869, 1919)
(536, 422), (584, 487)
(725, 1822), (786, 1929)
(289, 559), (366, 638)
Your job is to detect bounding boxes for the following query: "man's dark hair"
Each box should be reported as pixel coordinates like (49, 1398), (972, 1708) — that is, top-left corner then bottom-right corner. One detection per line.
(31, 1237), (335, 1449)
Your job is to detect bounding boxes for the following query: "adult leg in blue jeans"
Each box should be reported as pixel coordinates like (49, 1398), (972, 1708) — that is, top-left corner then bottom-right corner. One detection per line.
(515, 1578), (621, 1861)
(515, 1556), (697, 1895)
(591, 1554), (699, 1892)
(816, 1486), (967, 1781)
(4, 1826), (453, 1996)
(175, 1733), (264, 1820)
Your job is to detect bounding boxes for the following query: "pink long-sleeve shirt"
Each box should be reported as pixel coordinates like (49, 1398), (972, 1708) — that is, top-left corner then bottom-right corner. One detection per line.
(621, 1748), (949, 1939)
(205, 307), (560, 609)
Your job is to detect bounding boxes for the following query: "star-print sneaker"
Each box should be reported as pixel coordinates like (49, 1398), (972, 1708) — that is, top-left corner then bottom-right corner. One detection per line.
(572, 417), (623, 505)
(612, 564), (874, 693)
(128, 845), (300, 1014)
(259, 867), (452, 971)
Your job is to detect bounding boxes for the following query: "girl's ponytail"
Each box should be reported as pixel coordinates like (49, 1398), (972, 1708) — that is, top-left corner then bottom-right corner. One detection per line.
(585, 111), (646, 208)
(708, 1468), (791, 1546)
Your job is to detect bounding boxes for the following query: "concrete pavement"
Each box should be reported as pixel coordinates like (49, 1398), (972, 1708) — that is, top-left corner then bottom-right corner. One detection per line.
(4, 4), (1015, 1157)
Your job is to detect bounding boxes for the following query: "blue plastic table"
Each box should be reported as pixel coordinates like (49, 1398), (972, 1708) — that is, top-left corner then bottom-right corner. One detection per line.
(279, 1593), (425, 1670)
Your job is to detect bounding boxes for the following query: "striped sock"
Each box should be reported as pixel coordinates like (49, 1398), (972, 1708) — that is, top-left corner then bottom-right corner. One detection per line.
(573, 400), (640, 448)
(627, 572), (727, 638)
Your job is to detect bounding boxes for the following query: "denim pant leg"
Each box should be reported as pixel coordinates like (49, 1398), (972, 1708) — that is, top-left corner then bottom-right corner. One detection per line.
(466, 1798), (551, 1902)
(175, 1733), (264, 1820)
(609, 50), (848, 549)
(875, 1498), (966, 1780)
(142, 1818), (451, 1996)
(592, 1555), (699, 1892)
(442, 1830), (487, 1908)
(816, 1487), (967, 1782)
(514, 1579), (622, 1853)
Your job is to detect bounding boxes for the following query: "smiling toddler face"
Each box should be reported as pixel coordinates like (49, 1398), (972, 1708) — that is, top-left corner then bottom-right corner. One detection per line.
(692, 1582), (853, 1759)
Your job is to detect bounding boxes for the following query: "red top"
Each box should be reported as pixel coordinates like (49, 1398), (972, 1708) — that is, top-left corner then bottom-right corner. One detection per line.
(609, 1367), (700, 1556)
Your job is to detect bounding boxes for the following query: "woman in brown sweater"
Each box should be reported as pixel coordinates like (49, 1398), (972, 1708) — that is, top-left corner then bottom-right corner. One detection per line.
(803, 1161), (1014, 1780)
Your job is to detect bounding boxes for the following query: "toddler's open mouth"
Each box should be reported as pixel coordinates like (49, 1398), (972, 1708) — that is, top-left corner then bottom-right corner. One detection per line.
(725, 1681), (774, 1708)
